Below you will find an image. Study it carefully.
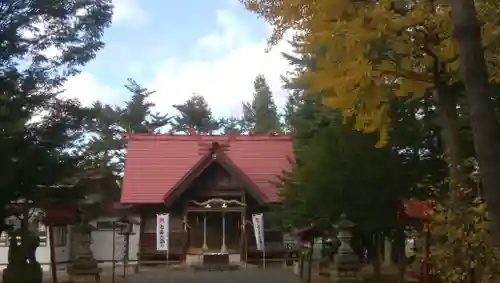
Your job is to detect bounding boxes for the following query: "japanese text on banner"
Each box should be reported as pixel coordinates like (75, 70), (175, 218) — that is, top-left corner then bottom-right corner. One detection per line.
(156, 214), (170, 251)
(252, 213), (265, 251)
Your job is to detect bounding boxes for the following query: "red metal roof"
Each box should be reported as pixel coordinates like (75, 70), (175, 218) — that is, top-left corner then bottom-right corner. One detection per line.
(402, 199), (434, 220)
(120, 132), (294, 204)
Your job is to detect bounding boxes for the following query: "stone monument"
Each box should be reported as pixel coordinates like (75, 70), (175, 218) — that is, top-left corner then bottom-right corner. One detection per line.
(329, 214), (361, 283)
(3, 228), (43, 283)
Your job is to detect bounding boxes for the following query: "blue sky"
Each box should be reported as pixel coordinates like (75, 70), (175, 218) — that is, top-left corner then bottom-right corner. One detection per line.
(62, 0), (293, 118)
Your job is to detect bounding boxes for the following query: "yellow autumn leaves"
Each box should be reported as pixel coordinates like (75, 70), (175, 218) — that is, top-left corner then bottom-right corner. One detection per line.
(242, 0), (500, 146)
(430, 199), (500, 283)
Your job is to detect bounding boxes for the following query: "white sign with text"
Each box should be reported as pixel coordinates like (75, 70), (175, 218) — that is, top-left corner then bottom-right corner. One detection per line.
(156, 214), (169, 251)
(252, 213), (265, 251)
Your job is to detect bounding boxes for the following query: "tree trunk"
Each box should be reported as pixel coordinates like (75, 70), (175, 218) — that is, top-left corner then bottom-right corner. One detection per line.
(451, 0), (500, 241)
(372, 234), (382, 283)
(394, 225), (407, 283)
(433, 87), (468, 193)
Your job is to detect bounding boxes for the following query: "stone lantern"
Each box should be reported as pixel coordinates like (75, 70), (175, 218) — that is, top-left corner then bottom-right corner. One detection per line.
(67, 194), (102, 283)
(330, 214), (361, 283)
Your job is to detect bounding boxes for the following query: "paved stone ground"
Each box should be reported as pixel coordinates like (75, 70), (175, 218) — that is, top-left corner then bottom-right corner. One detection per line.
(28, 266), (299, 283)
(121, 268), (300, 283)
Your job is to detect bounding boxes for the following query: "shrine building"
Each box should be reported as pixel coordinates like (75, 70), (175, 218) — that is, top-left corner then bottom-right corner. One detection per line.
(120, 131), (294, 266)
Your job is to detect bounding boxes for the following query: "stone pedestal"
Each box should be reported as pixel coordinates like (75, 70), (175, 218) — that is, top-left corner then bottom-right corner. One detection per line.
(3, 263), (43, 283)
(293, 261), (300, 275)
(228, 253), (241, 264)
(67, 267), (101, 283)
(186, 254), (203, 266)
(3, 230), (43, 283)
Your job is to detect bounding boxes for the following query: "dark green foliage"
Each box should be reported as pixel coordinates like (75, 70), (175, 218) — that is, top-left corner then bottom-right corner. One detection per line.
(0, 0), (113, 228)
(218, 116), (246, 133)
(172, 94), (218, 133)
(119, 79), (171, 133)
(0, 0), (113, 87)
(81, 79), (170, 176)
(276, 45), (447, 239)
(242, 75), (282, 133)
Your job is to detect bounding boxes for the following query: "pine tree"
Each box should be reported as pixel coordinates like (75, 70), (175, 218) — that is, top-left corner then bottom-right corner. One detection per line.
(0, 0), (113, 230)
(81, 79), (171, 176)
(172, 94), (219, 134)
(242, 75), (282, 133)
(119, 79), (171, 133)
(218, 116), (246, 133)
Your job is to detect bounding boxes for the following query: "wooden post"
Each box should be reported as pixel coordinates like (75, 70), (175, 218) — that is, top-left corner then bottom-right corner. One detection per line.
(202, 213), (208, 250)
(137, 212), (144, 273)
(221, 212), (227, 253)
(242, 193), (248, 265)
(181, 205), (188, 264)
(112, 224), (116, 283)
(48, 225), (58, 283)
(423, 224), (430, 283)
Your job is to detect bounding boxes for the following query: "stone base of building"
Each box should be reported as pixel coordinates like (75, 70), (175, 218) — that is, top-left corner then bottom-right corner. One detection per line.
(185, 253), (242, 266)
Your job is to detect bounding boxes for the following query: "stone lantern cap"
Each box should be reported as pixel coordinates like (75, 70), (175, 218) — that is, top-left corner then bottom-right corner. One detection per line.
(333, 213), (355, 230)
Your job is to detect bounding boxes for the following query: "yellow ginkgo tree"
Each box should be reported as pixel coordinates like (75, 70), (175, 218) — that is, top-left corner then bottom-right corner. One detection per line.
(430, 197), (500, 283)
(242, 0), (500, 191)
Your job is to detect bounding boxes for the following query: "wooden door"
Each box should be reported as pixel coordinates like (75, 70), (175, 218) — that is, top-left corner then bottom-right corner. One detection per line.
(206, 212), (222, 251)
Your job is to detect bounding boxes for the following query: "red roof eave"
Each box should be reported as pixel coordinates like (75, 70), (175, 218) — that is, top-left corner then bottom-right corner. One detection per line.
(162, 149), (268, 205)
(161, 150), (214, 202)
(218, 153), (269, 203)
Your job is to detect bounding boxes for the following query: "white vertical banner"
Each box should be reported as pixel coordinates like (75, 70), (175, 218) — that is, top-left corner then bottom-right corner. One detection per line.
(156, 214), (170, 251)
(252, 213), (266, 268)
(252, 213), (265, 250)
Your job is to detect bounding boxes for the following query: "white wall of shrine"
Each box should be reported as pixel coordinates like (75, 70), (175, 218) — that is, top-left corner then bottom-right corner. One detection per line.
(0, 215), (141, 272)
(0, 224), (72, 272)
(90, 216), (141, 266)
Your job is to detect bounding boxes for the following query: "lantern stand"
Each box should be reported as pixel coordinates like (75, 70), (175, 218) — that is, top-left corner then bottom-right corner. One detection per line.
(116, 217), (136, 281)
(67, 194), (102, 283)
(400, 200), (433, 283)
(292, 222), (325, 283)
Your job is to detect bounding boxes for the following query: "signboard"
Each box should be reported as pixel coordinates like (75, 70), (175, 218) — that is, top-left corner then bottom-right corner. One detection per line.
(252, 213), (265, 251)
(156, 214), (169, 251)
(283, 233), (297, 251)
(114, 234), (126, 262)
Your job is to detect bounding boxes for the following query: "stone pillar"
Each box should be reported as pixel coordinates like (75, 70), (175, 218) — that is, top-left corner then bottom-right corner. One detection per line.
(330, 214), (361, 283)
(221, 212), (227, 253)
(383, 237), (392, 265)
(382, 236), (398, 275)
(67, 221), (101, 283)
(202, 213), (208, 250)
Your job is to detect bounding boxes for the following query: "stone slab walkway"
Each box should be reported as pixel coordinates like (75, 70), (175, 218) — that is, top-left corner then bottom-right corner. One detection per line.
(106, 268), (300, 283)
(0, 266), (299, 283)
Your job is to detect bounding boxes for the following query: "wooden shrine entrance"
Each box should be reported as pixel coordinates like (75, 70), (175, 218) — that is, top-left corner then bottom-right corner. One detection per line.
(184, 198), (246, 266)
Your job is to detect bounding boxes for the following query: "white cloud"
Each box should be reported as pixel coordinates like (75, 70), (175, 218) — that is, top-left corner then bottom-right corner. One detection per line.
(150, 36), (293, 117)
(60, 72), (117, 106)
(62, 9), (294, 118)
(150, 9), (294, 117)
(112, 0), (148, 27)
(197, 10), (243, 50)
